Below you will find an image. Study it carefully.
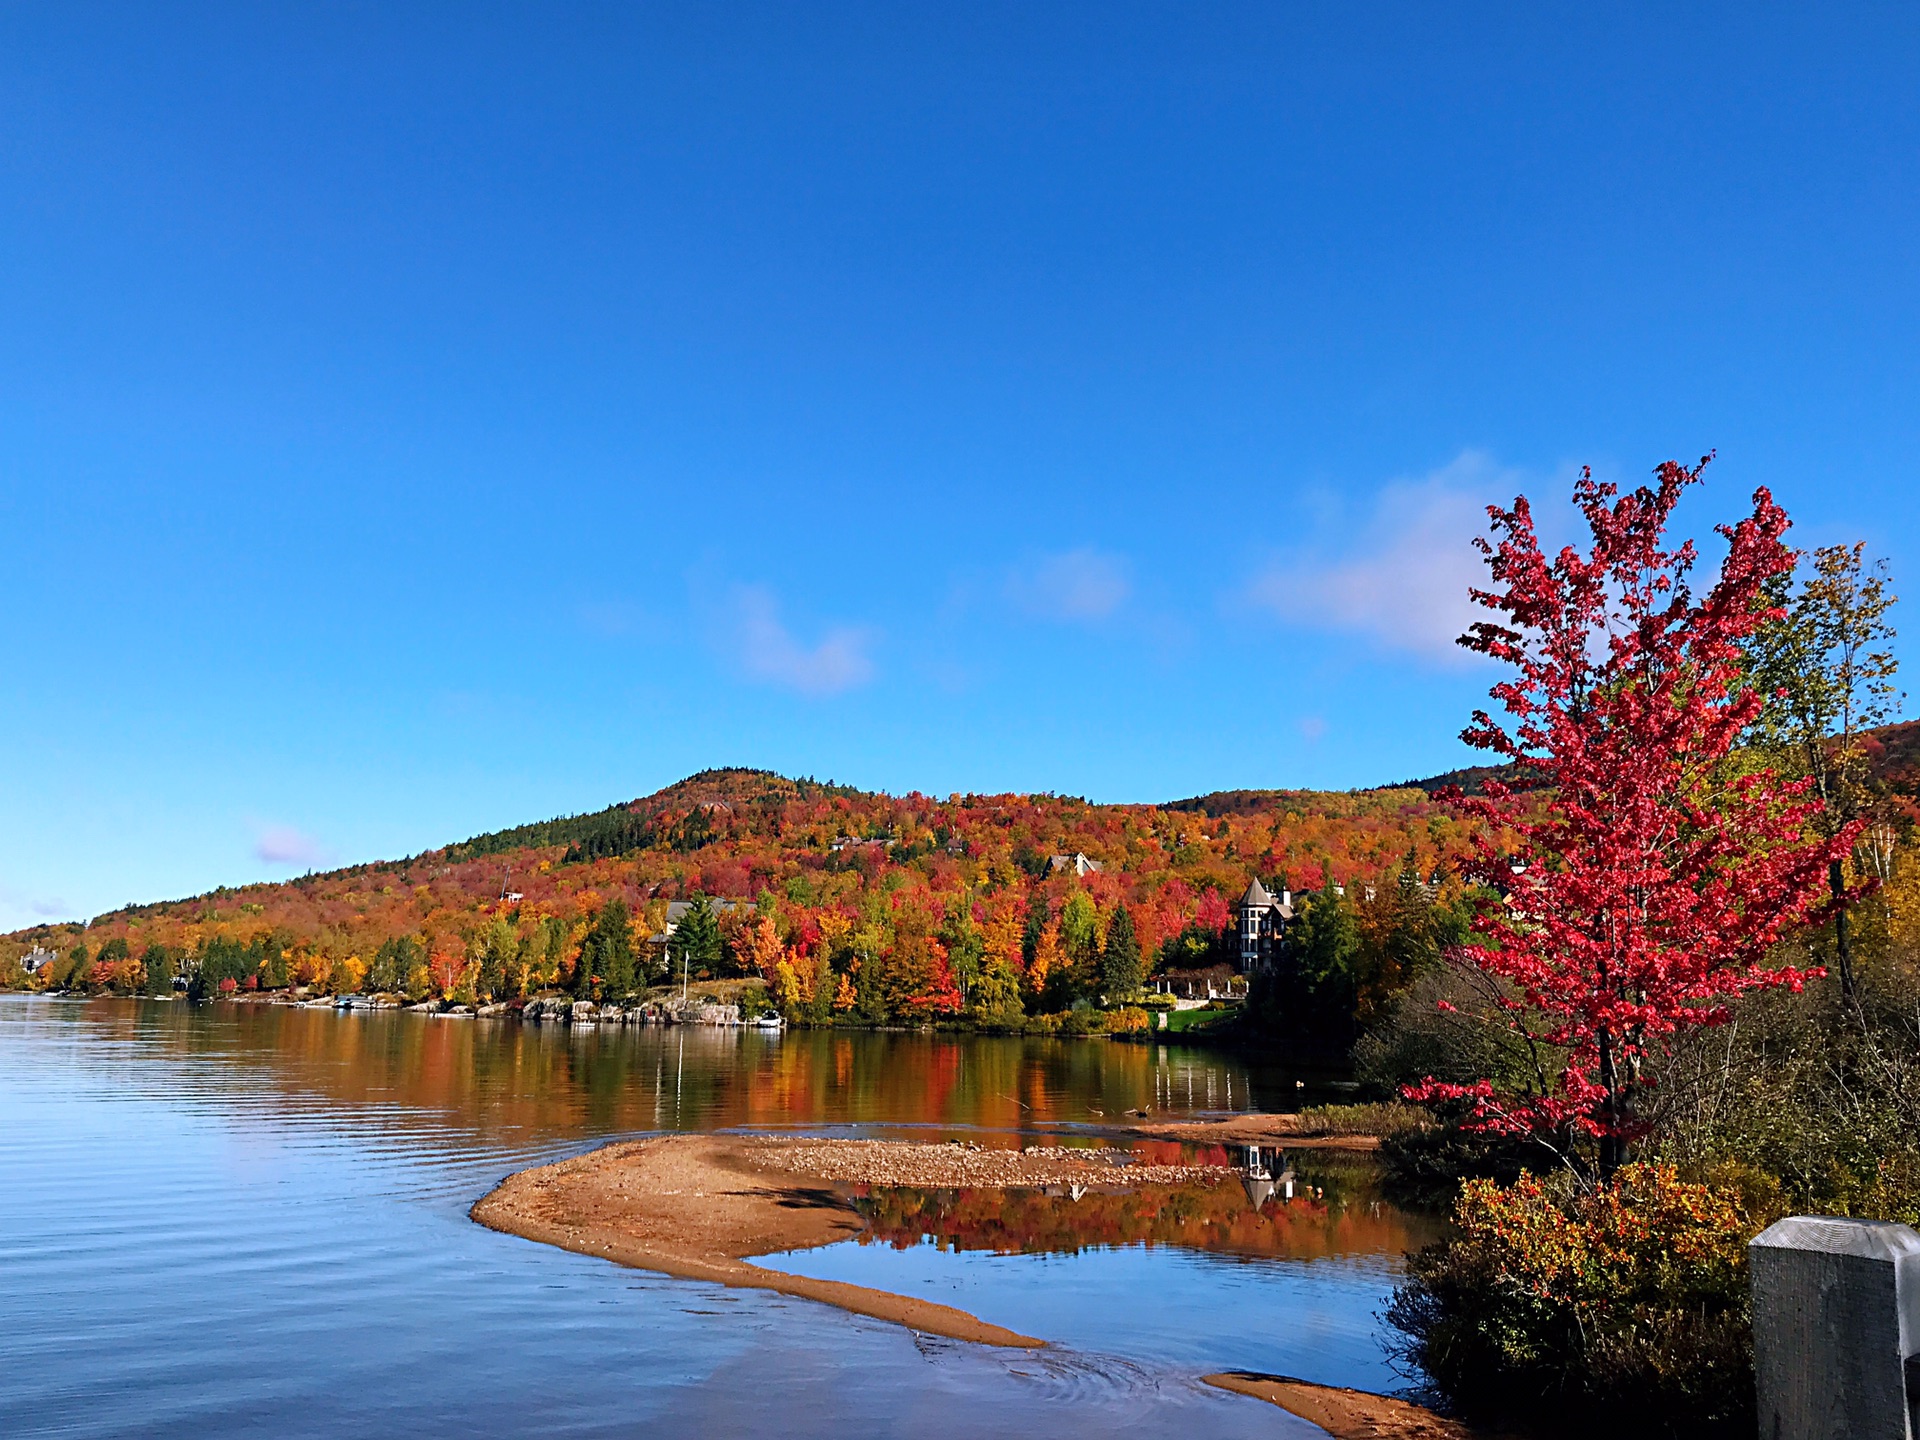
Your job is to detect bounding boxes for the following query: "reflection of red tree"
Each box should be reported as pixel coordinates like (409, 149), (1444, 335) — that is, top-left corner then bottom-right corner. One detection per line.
(852, 1181), (1423, 1262)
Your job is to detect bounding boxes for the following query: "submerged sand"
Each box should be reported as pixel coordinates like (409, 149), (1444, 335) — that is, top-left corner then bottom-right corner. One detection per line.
(474, 1130), (1474, 1438)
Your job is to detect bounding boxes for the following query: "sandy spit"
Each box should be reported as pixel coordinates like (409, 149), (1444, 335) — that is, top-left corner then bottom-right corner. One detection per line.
(471, 1134), (1048, 1347)
(1203, 1372), (1494, 1439)
(475, 1133), (1468, 1439)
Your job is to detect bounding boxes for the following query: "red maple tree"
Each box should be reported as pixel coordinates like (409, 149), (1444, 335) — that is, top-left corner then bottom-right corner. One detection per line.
(1409, 457), (1859, 1176)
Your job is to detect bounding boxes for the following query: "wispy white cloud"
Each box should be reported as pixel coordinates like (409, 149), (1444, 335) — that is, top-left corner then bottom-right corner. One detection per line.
(0, 881), (74, 923)
(1007, 547), (1131, 622)
(728, 586), (876, 696)
(254, 824), (326, 868)
(1243, 452), (1518, 664)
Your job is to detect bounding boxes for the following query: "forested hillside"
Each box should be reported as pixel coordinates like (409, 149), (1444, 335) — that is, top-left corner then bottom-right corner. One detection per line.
(12, 722), (1916, 1040)
(1, 766), (1484, 1034)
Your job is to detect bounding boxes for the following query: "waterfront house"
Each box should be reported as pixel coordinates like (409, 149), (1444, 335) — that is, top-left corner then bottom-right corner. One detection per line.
(1236, 878), (1293, 973)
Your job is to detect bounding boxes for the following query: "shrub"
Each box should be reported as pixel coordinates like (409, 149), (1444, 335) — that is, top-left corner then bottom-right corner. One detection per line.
(1057, 1007), (1105, 1035)
(1388, 1164), (1756, 1437)
(1106, 1006), (1152, 1035)
(1292, 1101), (1424, 1137)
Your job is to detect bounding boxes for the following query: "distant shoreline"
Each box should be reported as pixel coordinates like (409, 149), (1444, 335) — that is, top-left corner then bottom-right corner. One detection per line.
(3, 985), (1285, 1051)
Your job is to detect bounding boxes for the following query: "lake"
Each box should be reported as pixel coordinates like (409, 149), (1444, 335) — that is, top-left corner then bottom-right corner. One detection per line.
(0, 995), (1429, 1438)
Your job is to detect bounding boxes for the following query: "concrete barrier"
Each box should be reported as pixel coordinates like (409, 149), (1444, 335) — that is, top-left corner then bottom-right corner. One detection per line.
(1751, 1215), (1920, 1439)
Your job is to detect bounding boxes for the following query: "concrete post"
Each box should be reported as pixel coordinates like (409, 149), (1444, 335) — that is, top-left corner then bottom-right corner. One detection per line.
(1750, 1215), (1920, 1440)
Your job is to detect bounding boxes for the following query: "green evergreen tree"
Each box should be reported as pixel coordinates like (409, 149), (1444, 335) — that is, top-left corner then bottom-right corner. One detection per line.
(938, 899), (986, 1007)
(257, 931), (292, 990)
(1057, 891), (1100, 1004)
(62, 942), (91, 991)
(188, 934), (249, 1000)
(580, 898), (636, 999)
(141, 944), (176, 996)
(367, 936), (418, 994)
(1100, 905), (1144, 1000)
(538, 916), (567, 989)
(571, 931), (597, 998)
(474, 919), (517, 1001)
(672, 895), (723, 978)
(1292, 879), (1360, 1035)
(1021, 890), (1048, 969)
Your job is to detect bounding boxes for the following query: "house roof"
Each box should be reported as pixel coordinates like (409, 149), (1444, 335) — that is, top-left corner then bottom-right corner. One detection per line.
(1240, 877), (1274, 908)
(663, 898), (741, 922)
(1048, 852), (1102, 875)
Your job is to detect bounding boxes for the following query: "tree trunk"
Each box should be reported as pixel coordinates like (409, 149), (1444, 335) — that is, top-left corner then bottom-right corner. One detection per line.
(1830, 857), (1855, 1005)
(1596, 1027), (1623, 1180)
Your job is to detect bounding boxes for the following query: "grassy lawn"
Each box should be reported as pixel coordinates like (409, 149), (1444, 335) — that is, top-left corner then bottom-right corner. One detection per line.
(1160, 1005), (1238, 1034)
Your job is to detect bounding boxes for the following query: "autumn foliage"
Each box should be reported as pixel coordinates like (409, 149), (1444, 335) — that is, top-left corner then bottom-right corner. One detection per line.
(5, 769), (1484, 1026)
(1389, 1163), (1759, 1435)
(1406, 459), (1860, 1173)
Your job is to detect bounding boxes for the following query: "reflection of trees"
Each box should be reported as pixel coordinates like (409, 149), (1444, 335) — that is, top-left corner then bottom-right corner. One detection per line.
(72, 1001), (1291, 1145)
(851, 1175), (1437, 1261)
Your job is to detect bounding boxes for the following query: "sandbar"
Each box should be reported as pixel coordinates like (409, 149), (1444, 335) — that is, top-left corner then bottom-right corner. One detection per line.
(475, 1133), (1464, 1439)
(1204, 1372), (1489, 1438)
(472, 1134), (1075, 1347)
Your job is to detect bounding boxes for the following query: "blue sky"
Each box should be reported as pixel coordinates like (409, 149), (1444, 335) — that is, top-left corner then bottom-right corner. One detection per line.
(2, 4), (1916, 926)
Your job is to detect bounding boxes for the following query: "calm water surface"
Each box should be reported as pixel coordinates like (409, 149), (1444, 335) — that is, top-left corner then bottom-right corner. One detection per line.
(1, 995), (1425, 1438)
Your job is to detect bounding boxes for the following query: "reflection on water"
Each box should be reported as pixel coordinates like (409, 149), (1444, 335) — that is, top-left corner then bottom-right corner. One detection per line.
(852, 1156), (1441, 1261)
(755, 1152), (1436, 1394)
(42, 995), (1300, 1141)
(0, 996), (1405, 1438)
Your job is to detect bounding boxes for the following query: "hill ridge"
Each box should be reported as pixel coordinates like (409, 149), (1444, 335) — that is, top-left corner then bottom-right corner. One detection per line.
(20, 720), (1920, 941)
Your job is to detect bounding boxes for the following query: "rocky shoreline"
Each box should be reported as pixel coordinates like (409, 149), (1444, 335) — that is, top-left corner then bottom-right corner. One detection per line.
(240, 988), (760, 1026)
